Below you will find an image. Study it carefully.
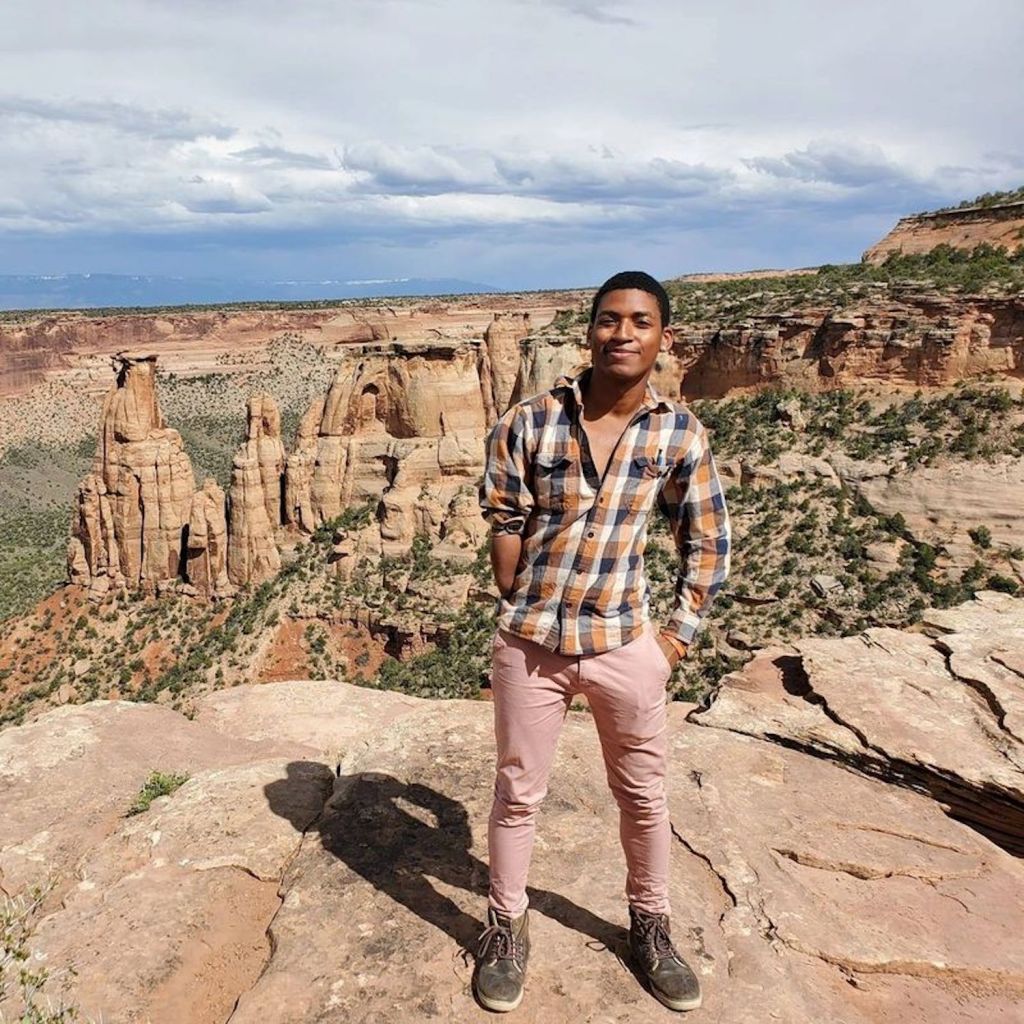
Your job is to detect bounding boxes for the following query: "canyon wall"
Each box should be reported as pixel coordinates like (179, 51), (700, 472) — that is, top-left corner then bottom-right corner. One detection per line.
(62, 292), (1024, 601)
(678, 292), (1024, 399)
(864, 201), (1024, 263)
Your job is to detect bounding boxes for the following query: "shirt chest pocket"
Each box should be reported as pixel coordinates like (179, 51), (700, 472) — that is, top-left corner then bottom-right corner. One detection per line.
(533, 445), (577, 514)
(627, 455), (669, 514)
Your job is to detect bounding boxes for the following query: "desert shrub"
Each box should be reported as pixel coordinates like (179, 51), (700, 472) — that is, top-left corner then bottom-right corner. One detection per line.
(127, 770), (190, 816)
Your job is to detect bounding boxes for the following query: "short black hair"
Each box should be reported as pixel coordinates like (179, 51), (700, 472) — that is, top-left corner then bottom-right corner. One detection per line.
(589, 270), (671, 329)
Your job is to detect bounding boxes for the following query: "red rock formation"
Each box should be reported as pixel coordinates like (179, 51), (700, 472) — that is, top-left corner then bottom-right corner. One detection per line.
(243, 392), (286, 528)
(227, 396), (284, 588)
(677, 294), (1024, 399)
(185, 478), (232, 598)
(68, 354), (195, 600)
(864, 201), (1024, 263)
(284, 343), (488, 551)
(479, 312), (530, 424)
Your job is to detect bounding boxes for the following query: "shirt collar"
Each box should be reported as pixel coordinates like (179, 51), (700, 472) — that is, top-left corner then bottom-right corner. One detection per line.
(553, 367), (671, 415)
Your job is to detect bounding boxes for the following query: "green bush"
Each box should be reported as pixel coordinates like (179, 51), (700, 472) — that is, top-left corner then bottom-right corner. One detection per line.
(127, 770), (190, 816)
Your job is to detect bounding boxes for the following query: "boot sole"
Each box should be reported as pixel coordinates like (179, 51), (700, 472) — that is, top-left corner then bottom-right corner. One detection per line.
(650, 985), (703, 1013)
(475, 987), (524, 1013)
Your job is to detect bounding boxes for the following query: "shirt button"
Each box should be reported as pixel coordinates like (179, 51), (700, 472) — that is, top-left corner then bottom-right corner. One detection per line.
(587, 531), (595, 538)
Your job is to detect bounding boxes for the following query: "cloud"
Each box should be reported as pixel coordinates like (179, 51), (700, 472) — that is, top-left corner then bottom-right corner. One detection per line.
(0, 95), (234, 141)
(230, 145), (335, 170)
(174, 177), (273, 215)
(0, 0), (1021, 286)
(744, 140), (915, 189)
(537, 0), (637, 25)
(341, 141), (732, 205)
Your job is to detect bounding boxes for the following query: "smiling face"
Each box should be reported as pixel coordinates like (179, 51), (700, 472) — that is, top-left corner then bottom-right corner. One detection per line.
(587, 288), (673, 387)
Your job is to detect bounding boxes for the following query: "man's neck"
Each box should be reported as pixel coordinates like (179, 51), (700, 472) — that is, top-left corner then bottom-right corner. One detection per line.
(580, 368), (649, 422)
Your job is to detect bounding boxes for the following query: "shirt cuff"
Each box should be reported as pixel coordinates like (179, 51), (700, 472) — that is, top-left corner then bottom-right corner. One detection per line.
(659, 631), (689, 660)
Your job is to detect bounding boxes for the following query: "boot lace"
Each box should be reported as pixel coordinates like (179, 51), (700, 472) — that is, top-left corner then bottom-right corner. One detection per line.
(634, 912), (677, 962)
(478, 918), (524, 970)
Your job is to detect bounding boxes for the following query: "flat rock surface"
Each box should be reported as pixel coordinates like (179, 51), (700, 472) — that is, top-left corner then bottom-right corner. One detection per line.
(2, 596), (1023, 1023)
(693, 590), (1024, 855)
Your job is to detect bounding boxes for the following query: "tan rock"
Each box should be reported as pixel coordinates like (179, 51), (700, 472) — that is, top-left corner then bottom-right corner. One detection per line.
(283, 346), (491, 551)
(4, 632), (1024, 1024)
(513, 333), (587, 403)
(185, 477), (232, 598)
(68, 355), (195, 597)
(865, 201), (1024, 263)
(829, 452), (1024, 549)
(243, 392), (286, 528)
(228, 449), (282, 588)
(283, 397), (324, 532)
(693, 592), (1024, 854)
(480, 312), (530, 422)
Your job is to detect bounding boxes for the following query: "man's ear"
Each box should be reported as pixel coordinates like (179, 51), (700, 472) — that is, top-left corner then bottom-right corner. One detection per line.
(660, 326), (674, 352)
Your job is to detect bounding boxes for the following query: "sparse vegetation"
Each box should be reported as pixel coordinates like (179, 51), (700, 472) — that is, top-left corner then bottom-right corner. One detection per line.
(665, 244), (1024, 325)
(1, 883), (84, 1022)
(127, 770), (190, 816)
(925, 186), (1024, 214)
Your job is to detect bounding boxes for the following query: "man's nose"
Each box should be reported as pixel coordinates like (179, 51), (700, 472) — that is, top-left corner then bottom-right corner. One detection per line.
(612, 319), (634, 340)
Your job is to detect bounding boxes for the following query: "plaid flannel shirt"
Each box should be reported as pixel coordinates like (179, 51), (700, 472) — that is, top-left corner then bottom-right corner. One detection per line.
(479, 368), (731, 656)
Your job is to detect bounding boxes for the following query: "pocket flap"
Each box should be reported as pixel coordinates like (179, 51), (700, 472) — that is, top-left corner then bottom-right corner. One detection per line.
(633, 454), (665, 478)
(536, 446), (574, 470)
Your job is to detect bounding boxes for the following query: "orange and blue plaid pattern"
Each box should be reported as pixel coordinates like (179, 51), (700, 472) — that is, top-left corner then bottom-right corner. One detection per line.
(479, 368), (731, 656)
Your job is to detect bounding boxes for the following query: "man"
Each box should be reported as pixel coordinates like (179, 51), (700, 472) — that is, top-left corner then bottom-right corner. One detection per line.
(475, 270), (730, 1012)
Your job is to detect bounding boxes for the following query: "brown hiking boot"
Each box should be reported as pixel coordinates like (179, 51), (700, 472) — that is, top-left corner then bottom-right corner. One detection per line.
(628, 906), (702, 1011)
(474, 907), (530, 1012)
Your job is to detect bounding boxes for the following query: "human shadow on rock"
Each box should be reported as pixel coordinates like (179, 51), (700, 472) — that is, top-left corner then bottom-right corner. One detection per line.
(265, 762), (623, 956)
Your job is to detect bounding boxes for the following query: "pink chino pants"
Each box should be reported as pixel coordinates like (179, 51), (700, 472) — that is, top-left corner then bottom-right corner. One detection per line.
(487, 622), (672, 918)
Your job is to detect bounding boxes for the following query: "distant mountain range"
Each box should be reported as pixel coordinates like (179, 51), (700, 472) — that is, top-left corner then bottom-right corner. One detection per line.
(0, 274), (502, 311)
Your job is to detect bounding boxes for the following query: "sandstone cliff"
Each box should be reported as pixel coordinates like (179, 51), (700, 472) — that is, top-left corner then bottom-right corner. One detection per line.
(67, 355), (195, 600)
(676, 292), (1024, 399)
(478, 311), (530, 425)
(68, 359), (288, 599)
(0, 294), (573, 401)
(284, 342), (489, 556)
(864, 201), (1024, 263)
(1, 593), (1021, 1023)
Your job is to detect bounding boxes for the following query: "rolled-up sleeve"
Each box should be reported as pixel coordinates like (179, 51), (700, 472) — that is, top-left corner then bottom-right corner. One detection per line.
(657, 422), (731, 647)
(479, 406), (534, 535)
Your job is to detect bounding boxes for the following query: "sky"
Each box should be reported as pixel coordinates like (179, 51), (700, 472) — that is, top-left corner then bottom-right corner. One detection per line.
(1, 0), (1022, 290)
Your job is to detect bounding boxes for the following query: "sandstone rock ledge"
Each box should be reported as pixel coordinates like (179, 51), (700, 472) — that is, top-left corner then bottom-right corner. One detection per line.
(1, 598), (1023, 1023)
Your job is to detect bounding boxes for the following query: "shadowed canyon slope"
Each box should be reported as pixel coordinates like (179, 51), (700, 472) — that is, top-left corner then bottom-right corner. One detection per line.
(1, 593), (1022, 1023)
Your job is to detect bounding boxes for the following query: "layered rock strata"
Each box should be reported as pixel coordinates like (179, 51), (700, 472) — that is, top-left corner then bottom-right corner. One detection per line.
(692, 589), (1024, 855)
(184, 478), (232, 598)
(478, 311), (530, 424)
(284, 342), (488, 555)
(864, 201), (1024, 263)
(67, 355), (195, 600)
(226, 393), (285, 588)
(68, 357), (285, 599)
(676, 293), (1024, 399)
